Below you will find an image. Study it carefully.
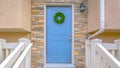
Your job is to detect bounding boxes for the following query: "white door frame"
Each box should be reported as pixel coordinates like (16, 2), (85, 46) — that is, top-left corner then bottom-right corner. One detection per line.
(44, 3), (74, 64)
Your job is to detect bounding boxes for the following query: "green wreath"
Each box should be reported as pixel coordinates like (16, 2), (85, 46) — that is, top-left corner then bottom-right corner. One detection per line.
(54, 12), (65, 24)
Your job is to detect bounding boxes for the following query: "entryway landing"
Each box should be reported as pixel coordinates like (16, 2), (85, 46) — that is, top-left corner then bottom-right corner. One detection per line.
(44, 64), (75, 68)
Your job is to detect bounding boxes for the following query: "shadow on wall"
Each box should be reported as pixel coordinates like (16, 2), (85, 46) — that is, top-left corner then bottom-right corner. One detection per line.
(90, 32), (120, 43)
(0, 32), (30, 42)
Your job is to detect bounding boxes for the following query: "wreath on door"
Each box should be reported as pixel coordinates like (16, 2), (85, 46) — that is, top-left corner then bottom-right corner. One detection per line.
(54, 12), (65, 24)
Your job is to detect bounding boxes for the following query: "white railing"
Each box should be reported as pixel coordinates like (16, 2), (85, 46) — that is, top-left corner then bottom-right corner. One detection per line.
(0, 38), (33, 68)
(86, 39), (120, 68)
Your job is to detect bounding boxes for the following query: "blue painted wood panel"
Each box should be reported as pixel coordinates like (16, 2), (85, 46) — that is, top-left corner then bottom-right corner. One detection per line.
(46, 6), (72, 63)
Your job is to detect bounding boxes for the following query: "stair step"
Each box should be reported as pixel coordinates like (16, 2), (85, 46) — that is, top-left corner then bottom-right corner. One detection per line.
(44, 64), (75, 68)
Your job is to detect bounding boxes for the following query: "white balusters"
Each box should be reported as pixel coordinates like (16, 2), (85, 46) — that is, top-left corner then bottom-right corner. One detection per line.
(0, 38), (32, 68)
(115, 39), (120, 61)
(86, 39), (120, 68)
(5, 49), (9, 58)
(112, 50), (115, 56)
(0, 39), (6, 63)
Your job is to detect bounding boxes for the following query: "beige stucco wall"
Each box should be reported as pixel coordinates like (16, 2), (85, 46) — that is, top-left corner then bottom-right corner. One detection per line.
(105, 0), (120, 30)
(0, 0), (31, 32)
(88, 0), (120, 33)
(88, 0), (100, 32)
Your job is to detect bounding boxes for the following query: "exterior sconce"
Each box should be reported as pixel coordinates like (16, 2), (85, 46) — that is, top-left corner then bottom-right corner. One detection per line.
(80, 2), (86, 12)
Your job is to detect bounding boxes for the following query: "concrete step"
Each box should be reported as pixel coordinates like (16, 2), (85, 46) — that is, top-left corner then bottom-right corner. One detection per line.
(44, 64), (75, 68)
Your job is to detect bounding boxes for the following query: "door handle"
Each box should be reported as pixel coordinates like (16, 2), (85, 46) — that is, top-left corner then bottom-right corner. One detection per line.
(68, 37), (72, 40)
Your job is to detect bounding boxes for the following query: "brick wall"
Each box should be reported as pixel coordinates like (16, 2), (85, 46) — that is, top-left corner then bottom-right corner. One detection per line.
(31, 0), (88, 68)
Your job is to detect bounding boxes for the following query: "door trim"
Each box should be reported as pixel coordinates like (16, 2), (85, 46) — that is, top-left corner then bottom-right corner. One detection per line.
(44, 3), (74, 64)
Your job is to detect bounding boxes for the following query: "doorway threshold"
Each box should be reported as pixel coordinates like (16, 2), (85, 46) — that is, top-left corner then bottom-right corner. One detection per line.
(44, 63), (75, 68)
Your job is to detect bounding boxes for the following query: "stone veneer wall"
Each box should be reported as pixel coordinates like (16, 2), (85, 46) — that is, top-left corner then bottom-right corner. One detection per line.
(31, 0), (88, 68)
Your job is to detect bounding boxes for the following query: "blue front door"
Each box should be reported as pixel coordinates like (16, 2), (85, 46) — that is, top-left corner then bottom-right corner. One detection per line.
(46, 6), (72, 63)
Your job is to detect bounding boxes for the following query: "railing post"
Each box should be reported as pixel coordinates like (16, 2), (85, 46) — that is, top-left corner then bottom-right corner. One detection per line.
(0, 39), (6, 63)
(18, 38), (31, 68)
(91, 39), (102, 68)
(85, 40), (91, 68)
(19, 38), (31, 47)
(114, 39), (120, 61)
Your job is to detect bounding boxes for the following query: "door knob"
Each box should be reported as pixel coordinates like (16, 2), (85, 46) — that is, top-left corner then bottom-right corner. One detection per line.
(68, 37), (72, 40)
